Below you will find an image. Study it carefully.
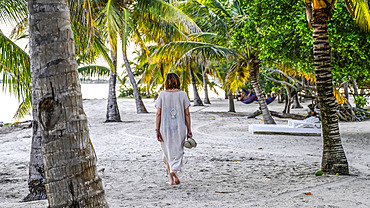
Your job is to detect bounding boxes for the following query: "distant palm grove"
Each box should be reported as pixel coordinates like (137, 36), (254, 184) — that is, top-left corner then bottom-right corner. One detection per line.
(1, 0), (370, 207)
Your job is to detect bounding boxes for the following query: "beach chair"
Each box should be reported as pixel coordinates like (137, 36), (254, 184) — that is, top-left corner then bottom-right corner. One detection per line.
(287, 117), (321, 128)
(248, 117), (322, 136)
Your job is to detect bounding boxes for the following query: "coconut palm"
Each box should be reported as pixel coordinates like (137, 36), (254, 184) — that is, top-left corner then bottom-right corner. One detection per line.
(95, 0), (200, 113)
(303, 0), (370, 175)
(149, 0), (276, 123)
(28, 0), (108, 206)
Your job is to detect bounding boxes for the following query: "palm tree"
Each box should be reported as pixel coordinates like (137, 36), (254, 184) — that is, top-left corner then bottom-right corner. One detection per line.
(28, 0), (108, 206)
(105, 47), (122, 121)
(95, 0), (201, 113)
(304, 0), (370, 175)
(150, 0), (276, 123)
(0, 1), (47, 201)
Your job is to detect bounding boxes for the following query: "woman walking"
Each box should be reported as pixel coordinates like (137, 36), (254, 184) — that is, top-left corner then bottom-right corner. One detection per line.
(155, 73), (192, 185)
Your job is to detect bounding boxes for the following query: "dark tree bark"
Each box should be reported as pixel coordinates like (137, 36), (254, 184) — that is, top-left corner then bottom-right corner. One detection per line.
(146, 87), (150, 98)
(228, 90), (235, 112)
(189, 65), (203, 106)
(106, 48), (121, 122)
(313, 8), (348, 175)
(202, 66), (210, 104)
(28, 0), (108, 206)
(123, 51), (148, 113)
(249, 60), (275, 124)
(292, 90), (303, 109)
(344, 81), (349, 102)
(23, 105), (46, 202)
(278, 87), (284, 103)
(353, 78), (359, 96)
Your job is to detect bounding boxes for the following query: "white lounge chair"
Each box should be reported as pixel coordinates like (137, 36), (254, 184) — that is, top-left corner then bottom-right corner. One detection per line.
(288, 117), (321, 128)
(249, 117), (322, 136)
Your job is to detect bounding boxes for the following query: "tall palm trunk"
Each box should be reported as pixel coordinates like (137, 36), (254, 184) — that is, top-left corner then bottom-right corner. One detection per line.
(228, 90), (235, 112)
(291, 90), (303, 109)
(106, 48), (121, 122)
(283, 78), (292, 114)
(123, 51), (148, 113)
(250, 61), (275, 124)
(202, 66), (210, 104)
(344, 81), (349, 102)
(28, 0), (108, 207)
(353, 78), (359, 96)
(189, 65), (203, 106)
(313, 8), (348, 175)
(23, 105), (46, 202)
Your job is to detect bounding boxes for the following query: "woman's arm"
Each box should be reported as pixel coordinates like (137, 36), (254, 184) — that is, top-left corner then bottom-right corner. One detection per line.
(184, 107), (192, 138)
(156, 107), (162, 142)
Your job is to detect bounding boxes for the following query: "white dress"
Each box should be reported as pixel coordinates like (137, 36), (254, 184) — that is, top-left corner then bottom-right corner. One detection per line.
(155, 91), (190, 172)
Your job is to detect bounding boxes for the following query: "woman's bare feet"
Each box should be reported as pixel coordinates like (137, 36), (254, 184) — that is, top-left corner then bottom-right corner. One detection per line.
(169, 174), (174, 185)
(171, 171), (180, 185)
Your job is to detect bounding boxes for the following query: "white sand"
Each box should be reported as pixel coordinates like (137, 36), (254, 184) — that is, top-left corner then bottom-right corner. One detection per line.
(1, 98), (369, 207)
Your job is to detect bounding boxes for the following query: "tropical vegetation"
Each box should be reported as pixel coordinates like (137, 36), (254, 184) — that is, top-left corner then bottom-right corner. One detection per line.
(1, 0), (370, 205)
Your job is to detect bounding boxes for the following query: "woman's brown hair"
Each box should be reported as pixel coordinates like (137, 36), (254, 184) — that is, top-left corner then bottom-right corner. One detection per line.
(164, 73), (181, 90)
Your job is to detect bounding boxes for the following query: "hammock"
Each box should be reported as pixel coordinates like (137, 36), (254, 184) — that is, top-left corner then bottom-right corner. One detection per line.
(240, 89), (276, 105)
(265, 96), (276, 105)
(241, 94), (257, 104)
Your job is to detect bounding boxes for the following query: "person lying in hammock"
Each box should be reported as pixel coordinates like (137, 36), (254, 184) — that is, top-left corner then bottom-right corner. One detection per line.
(238, 89), (253, 101)
(239, 88), (277, 105)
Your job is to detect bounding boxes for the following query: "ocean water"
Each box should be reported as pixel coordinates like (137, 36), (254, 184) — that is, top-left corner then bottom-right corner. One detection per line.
(0, 83), (109, 123)
(0, 83), (223, 124)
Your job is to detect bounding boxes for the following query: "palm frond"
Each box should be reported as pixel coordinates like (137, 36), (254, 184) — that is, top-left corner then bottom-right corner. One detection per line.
(0, 0), (27, 25)
(0, 31), (31, 100)
(68, 0), (99, 51)
(78, 65), (111, 78)
(9, 17), (29, 41)
(176, 0), (228, 36)
(150, 41), (237, 68)
(136, 11), (188, 44)
(121, 7), (132, 53)
(137, 0), (201, 34)
(344, 0), (370, 32)
(225, 60), (250, 92)
(96, 0), (123, 50)
(13, 93), (32, 120)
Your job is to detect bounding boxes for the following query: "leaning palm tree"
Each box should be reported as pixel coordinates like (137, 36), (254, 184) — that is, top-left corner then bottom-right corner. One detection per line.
(28, 0), (108, 206)
(303, 0), (370, 175)
(151, 0), (276, 123)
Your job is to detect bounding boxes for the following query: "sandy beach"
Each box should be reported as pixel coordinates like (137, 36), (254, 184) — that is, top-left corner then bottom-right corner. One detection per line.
(1, 97), (369, 207)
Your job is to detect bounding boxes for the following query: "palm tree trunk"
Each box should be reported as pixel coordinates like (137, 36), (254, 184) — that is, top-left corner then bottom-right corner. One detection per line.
(106, 48), (121, 122)
(250, 61), (275, 124)
(28, 0), (108, 207)
(189, 65), (203, 106)
(123, 51), (148, 113)
(228, 90), (235, 112)
(353, 78), (359, 96)
(344, 81), (349, 104)
(283, 78), (292, 114)
(278, 87), (284, 103)
(23, 105), (46, 202)
(202, 66), (210, 104)
(313, 8), (348, 175)
(291, 90), (303, 109)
